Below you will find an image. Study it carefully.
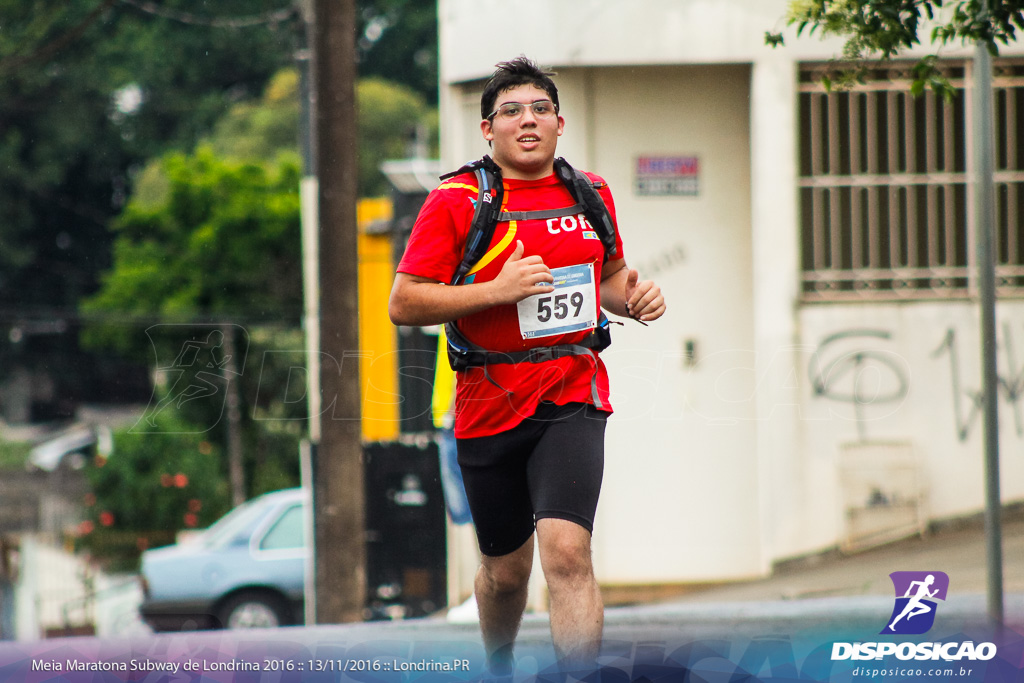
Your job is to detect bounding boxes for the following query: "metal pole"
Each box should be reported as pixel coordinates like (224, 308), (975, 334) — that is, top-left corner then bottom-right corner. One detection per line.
(972, 20), (1004, 626)
(296, 0), (320, 625)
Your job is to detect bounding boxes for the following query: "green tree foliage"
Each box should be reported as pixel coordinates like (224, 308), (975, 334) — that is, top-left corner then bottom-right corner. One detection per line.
(204, 69), (303, 162)
(0, 0), (439, 415)
(80, 147), (307, 503)
(82, 150), (302, 344)
(357, 0), (439, 104)
(0, 0), (437, 316)
(0, 0), (438, 319)
(79, 63), (438, 521)
(205, 67), (437, 195)
(357, 77), (438, 196)
(767, 0), (1024, 94)
(0, 0), (299, 412)
(82, 69), (432, 358)
(3, 0), (440, 558)
(0, 0), (297, 314)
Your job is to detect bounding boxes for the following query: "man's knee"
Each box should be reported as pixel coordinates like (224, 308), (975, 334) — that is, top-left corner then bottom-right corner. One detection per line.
(542, 546), (593, 585)
(479, 544), (533, 595)
(538, 520), (594, 584)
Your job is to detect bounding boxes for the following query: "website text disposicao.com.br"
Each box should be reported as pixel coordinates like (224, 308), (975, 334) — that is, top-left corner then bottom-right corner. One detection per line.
(836, 640), (997, 679)
(852, 665), (978, 678)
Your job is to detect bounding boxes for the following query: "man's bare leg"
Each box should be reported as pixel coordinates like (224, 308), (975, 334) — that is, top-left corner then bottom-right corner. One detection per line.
(476, 536), (534, 674)
(536, 518), (603, 671)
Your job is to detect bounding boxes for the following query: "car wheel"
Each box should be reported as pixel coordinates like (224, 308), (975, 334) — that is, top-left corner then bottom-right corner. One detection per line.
(217, 592), (289, 629)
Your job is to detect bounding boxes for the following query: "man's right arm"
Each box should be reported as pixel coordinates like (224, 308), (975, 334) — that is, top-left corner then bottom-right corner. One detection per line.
(388, 240), (554, 327)
(388, 273), (502, 327)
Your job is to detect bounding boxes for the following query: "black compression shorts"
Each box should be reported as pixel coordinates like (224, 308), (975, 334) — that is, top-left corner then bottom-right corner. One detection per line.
(456, 401), (607, 557)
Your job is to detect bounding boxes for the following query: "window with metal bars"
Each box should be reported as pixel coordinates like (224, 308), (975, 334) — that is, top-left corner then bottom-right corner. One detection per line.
(798, 60), (1024, 302)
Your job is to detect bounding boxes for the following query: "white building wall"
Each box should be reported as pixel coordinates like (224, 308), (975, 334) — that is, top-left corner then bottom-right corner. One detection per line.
(439, 0), (1024, 589)
(749, 53), (803, 571)
(797, 302), (1024, 534)
(441, 0), (833, 80)
(587, 64), (759, 583)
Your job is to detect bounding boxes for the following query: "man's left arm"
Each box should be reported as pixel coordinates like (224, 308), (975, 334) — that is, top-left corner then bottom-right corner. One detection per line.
(600, 258), (666, 323)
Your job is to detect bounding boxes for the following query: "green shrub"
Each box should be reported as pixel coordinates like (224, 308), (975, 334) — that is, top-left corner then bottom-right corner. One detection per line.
(76, 413), (231, 570)
(0, 441), (30, 470)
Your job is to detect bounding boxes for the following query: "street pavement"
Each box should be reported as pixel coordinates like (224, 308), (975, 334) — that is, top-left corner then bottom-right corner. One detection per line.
(664, 515), (1024, 608)
(3, 515), (1023, 681)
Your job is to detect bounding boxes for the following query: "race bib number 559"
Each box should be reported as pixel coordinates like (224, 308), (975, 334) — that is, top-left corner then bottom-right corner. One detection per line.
(517, 263), (597, 339)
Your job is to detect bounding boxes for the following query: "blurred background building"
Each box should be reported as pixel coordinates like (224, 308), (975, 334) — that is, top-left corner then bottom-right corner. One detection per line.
(2, 0), (1023, 636)
(436, 0), (1024, 602)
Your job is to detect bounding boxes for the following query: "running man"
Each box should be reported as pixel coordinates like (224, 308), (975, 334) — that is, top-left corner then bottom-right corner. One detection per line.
(389, 56), (665, 674)
(888, 573), (939, 631)
(145, 329), (229, 427)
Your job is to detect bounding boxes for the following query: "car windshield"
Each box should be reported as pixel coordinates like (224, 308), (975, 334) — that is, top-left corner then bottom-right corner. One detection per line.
(197, 496), (276, 549)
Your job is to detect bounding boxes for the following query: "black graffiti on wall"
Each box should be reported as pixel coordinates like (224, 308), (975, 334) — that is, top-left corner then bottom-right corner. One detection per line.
(808, 329), (910, 442)
(931, 324), (1024, 442)
(809, 323), (1024, 443)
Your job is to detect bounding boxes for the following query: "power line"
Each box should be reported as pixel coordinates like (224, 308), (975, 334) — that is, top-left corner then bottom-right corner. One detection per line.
(116, 0), (297, 29)
(0, 0), (118, 73)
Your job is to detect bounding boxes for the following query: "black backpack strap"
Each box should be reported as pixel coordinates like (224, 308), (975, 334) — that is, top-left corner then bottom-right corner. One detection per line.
(438, 157), (485, 181)
(445, 314), (616, 371)
(444, 315), (619, 406)
(553, 157), (619, 262)
(447, 156), (504, 286)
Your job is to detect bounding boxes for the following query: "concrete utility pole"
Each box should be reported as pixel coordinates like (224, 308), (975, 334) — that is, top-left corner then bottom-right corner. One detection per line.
(222, 324), (245, 507)
(310, 0), (365, 624)
(971, 2), (1004, 626)
(295, 0), (320, 626)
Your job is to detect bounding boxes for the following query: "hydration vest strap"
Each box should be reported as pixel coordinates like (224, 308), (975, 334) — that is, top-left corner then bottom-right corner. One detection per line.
(498, 204), (583, 222)
(585, 348), (604, 410)
(439, 157), (491, 181)
(449, 156), (504, 286)
(438, 156), (621, 401)
(553, 157), (619, 262)
(445, 317), (615, 371)
(480, 349), (604, 409)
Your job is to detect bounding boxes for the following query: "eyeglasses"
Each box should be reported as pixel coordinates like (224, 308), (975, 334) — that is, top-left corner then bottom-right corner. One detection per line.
(487, 100), (557, 122)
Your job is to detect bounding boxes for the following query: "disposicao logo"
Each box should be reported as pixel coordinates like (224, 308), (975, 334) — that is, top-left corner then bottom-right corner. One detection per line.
(831, 571), (998, 663)
(882, 571), (949, 635)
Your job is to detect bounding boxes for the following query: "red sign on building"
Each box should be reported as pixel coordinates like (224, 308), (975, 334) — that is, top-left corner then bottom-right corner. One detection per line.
(635, 155), (700, 196)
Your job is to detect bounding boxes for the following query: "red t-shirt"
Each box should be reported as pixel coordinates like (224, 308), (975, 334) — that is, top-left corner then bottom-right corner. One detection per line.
(397, 169), (625, 438)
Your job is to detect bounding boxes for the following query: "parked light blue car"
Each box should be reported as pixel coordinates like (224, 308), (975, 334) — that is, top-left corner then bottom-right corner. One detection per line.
(139, 488), (307, 631)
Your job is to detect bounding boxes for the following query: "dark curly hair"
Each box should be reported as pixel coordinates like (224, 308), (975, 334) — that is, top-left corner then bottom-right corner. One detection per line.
(480, 55), (559, 121)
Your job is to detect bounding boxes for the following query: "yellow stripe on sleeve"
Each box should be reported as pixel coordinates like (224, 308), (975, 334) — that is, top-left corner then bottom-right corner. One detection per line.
(438, 182), (479, 192)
